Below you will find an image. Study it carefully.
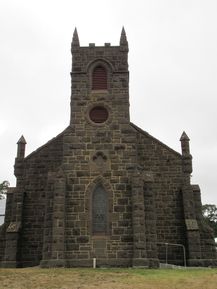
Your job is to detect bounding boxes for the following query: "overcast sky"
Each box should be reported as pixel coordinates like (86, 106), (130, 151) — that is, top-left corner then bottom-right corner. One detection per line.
(0, 0), (217, 210)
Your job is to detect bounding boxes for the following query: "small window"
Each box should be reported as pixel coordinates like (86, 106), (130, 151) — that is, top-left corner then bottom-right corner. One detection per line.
(89, 106), (108, 123)
(92, 185), (108, 234)
(92, 66), (107, 90)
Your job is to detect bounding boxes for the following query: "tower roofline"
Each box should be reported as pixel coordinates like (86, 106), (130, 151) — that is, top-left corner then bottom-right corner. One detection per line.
(71, 27), (128, 49)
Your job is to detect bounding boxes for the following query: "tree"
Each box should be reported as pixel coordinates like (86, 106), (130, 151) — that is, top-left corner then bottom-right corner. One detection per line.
(202, 204), (217, 238)
(0, 181), (9, 199)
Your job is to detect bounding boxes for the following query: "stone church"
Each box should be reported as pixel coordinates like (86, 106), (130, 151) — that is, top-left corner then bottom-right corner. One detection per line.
(0, 28), (216, 268)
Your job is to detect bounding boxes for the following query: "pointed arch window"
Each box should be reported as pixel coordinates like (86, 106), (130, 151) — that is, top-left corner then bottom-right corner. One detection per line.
(92, 66), (107, 90)
(92, 185), (108, 234)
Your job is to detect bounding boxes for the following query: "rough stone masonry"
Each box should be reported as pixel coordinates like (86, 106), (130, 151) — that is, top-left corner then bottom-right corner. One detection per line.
(0, 28), (216, 268)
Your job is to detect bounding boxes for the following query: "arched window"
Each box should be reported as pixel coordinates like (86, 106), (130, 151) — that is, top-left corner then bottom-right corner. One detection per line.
(92, 185), (108, 234)
(92, 66), (107, 90)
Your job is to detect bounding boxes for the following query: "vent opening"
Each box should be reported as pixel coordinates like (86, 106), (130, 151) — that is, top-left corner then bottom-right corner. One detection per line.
(92, 66), (107, 90)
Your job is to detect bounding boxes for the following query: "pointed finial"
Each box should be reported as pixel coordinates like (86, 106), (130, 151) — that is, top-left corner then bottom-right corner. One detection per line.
(72, 27), (80, 47)
(17, 135), (26, 158)
(180, 131), (192, 174)
(180, 131), (191, 156)
(180, 131), (190, 141)
(120, 26), (128, 47)
(17, 135), (26, 144)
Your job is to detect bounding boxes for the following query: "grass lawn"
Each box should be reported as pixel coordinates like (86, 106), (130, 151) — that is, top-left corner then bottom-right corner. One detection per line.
(0, 268), (217, 289)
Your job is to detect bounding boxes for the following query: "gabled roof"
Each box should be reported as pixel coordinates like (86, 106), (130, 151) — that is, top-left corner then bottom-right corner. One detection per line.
(25, 126), (71, 160)
(130, 122), (182, 157)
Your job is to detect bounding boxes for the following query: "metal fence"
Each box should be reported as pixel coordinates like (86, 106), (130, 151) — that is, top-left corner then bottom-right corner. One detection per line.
(157, 242), (186, 267)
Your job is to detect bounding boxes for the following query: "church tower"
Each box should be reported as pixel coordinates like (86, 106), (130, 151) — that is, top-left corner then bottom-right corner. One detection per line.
(70, 27), (129, 128)
(57, 28), (149, 267)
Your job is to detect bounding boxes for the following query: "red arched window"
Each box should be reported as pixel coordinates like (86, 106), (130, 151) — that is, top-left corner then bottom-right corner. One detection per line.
(92, 66), (107, 90)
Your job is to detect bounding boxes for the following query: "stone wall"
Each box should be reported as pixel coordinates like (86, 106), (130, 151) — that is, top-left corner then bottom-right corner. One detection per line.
(8, 130), (65, 266)
(60, 33), (135, 267)
(131, 124), (186, 265)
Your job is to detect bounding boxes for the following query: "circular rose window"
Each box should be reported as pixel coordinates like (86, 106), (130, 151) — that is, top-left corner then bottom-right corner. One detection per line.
(89, 106), (109, 123)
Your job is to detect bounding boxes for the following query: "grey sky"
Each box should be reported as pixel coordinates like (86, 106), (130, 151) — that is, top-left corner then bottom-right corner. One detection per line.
(0, 0), (217, 207)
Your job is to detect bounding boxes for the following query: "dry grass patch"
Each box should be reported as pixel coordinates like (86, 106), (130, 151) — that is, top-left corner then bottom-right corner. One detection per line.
(0, 268), (216, 289)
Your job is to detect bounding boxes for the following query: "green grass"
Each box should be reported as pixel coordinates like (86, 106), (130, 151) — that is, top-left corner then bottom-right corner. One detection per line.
(0, 268), (217, 289)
